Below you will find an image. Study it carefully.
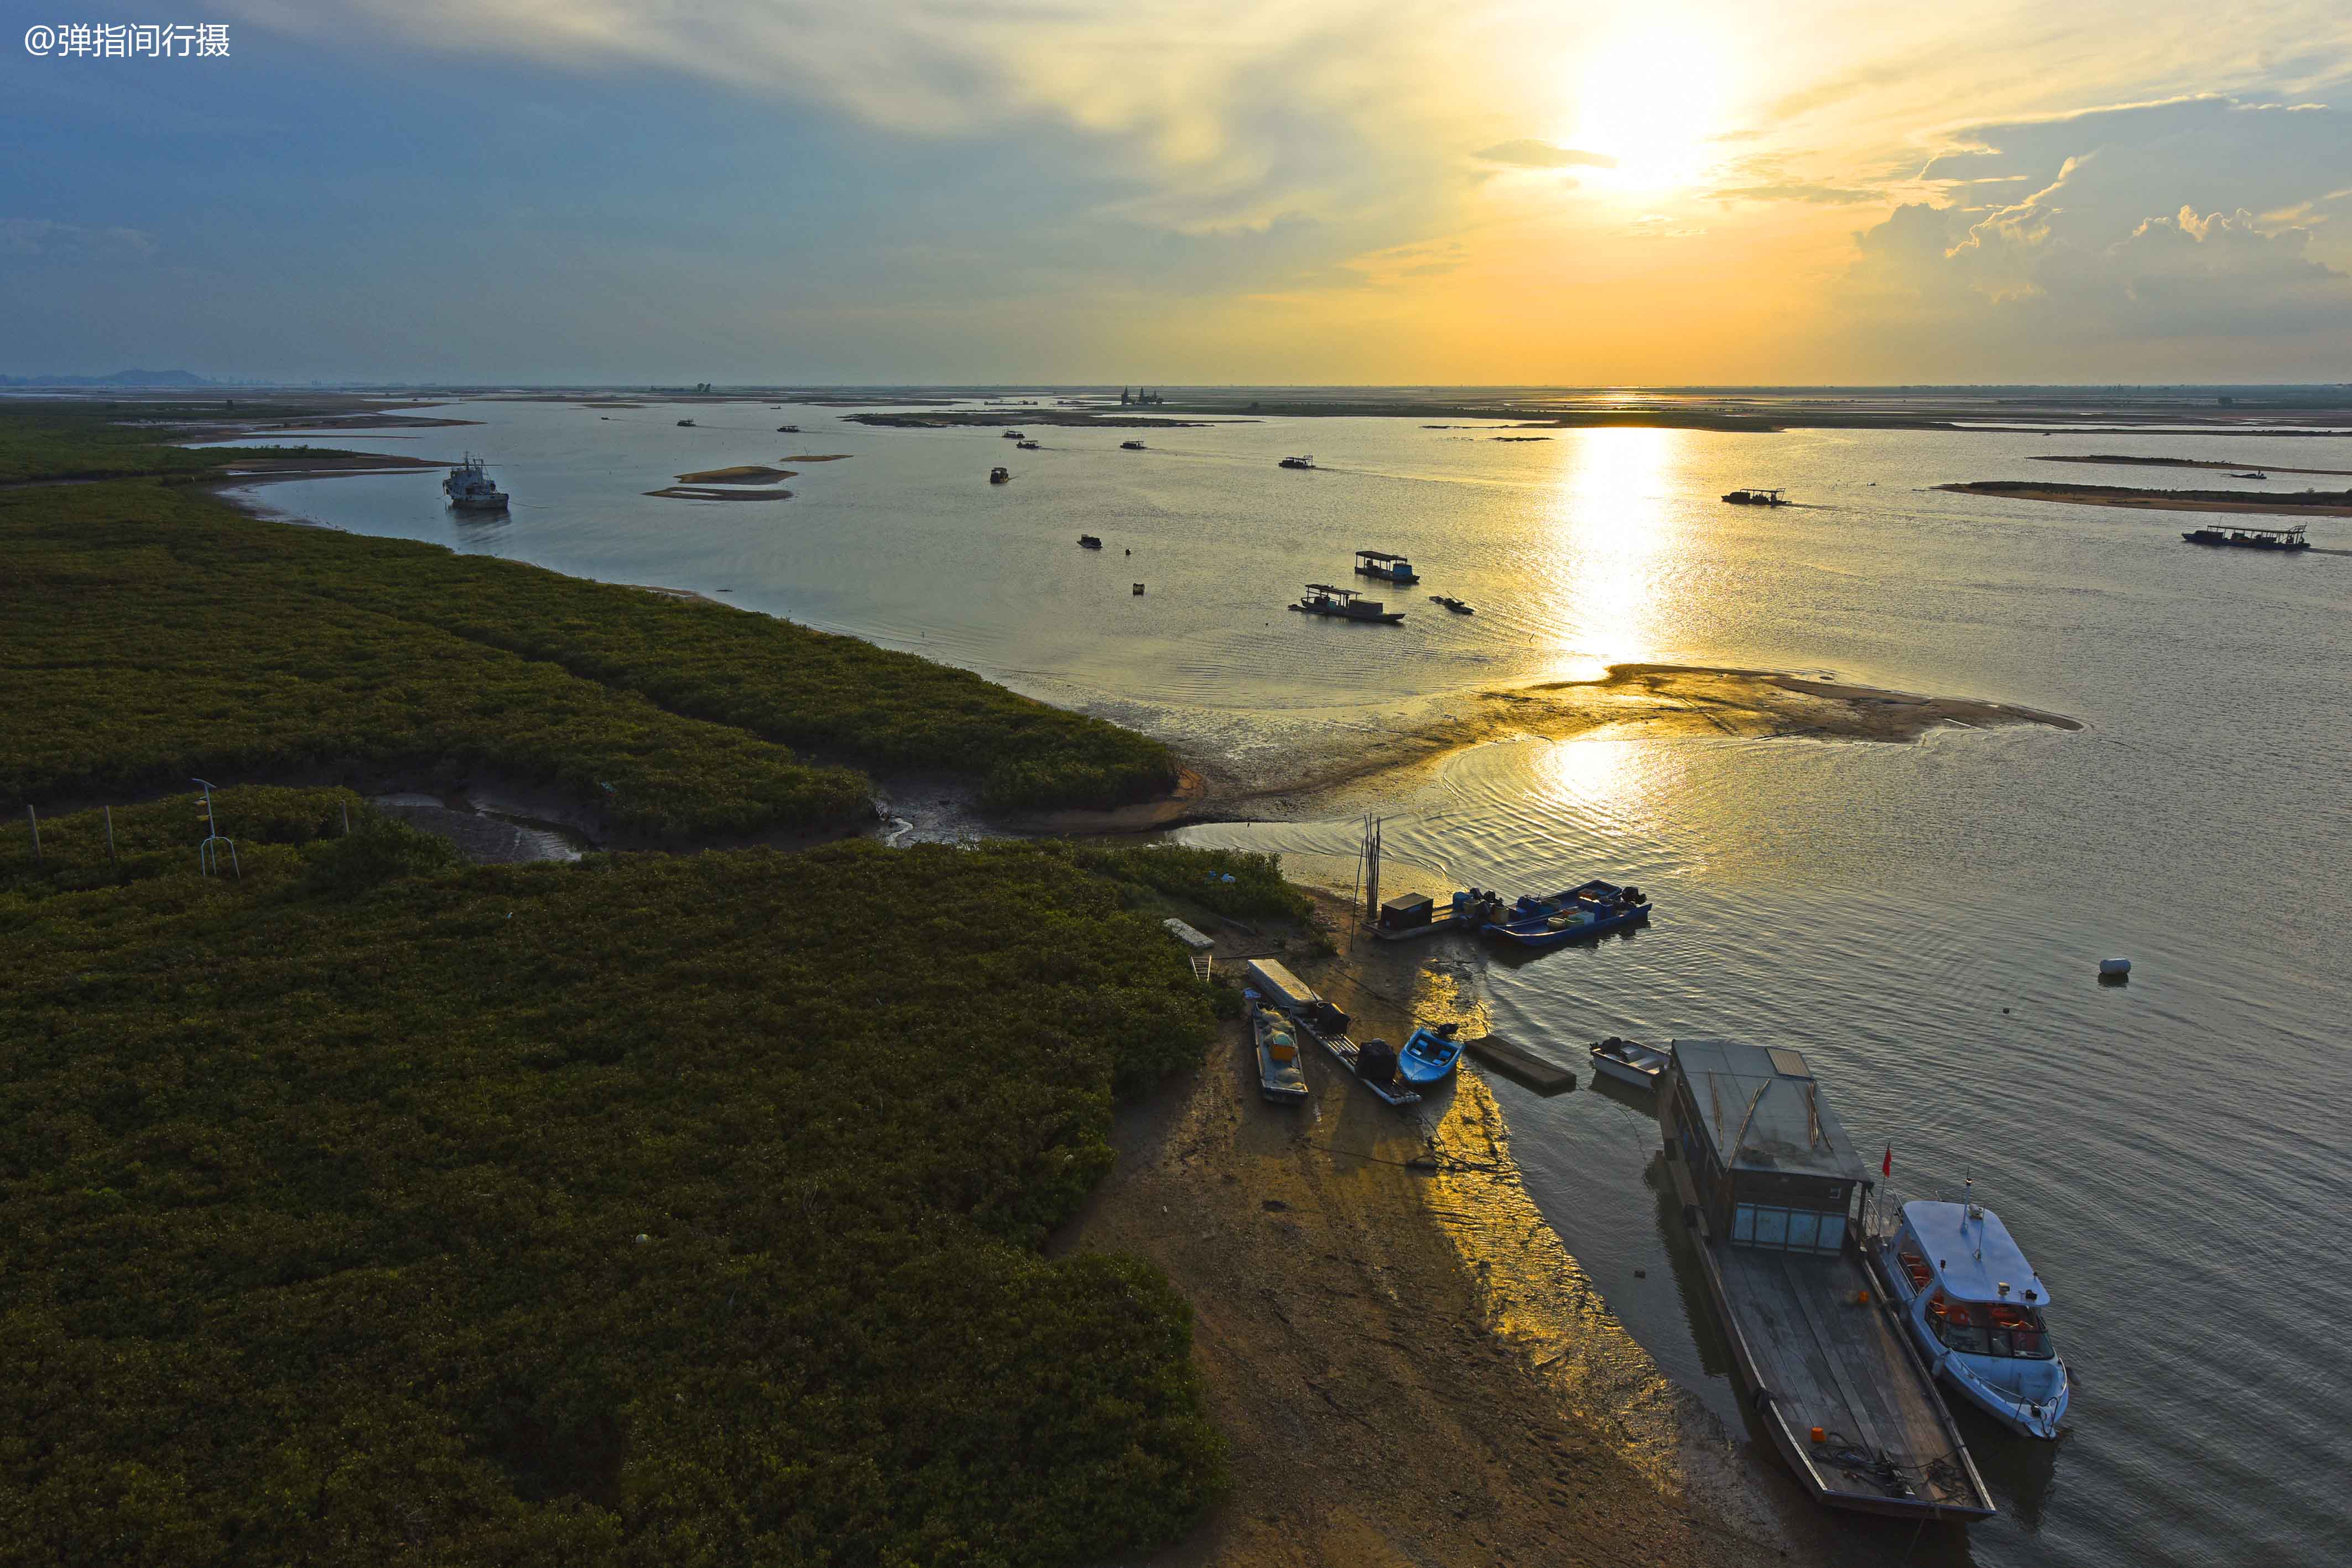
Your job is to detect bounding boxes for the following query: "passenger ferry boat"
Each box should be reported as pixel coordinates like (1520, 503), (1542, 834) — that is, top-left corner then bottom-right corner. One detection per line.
(441, 455), (509, 510)
(1120, 439), (1148, 450)
(1721, 487), (1787, 506)
(1289, 584), (1404, 623)
(2182, 523), (2310, 551)
(1871, 1196), (2069, 1440)
(1659, 1041), (1995, 1521)
(1354, 548), (1418, 584)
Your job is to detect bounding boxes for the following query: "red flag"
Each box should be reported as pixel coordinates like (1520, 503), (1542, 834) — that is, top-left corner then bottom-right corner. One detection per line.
(1882, 1144), (1893, 1178)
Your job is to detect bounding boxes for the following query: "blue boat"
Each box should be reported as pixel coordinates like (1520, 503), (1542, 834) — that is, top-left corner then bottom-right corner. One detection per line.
(1482, 879), (1652, 950)
(1397, 1023), (1466, 1086)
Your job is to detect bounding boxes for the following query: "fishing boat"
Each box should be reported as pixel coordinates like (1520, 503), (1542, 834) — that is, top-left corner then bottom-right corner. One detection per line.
(1246, 991), (1312, 1105)
(1121, 439), (1147, 450)
(1588, 1035), (1670, 1090)
(988, 466), (1011, 484)
(1017, 439), (1042, 450)
(676, 419), (696, 428)
(2229, 471), (2268, 479)
(1279, 455), (1316, 469)
(1003, 430), (1026, 439)
(1355, 549), (1418, 584)
(1870, 1196), (2070, 1440)
(1722, 487), (1787, 506)
(1289, 584), (1404, 623)
(1429, 595), (1474, 614)
(1659, 1041), (1996, 1521)
(441, 454), (509, 510)
(1481, 880), (1651, 949)
(1397, 1023), (1466, 1086)
(2182, 523), (2310, 550)
(777, 424), (800, 433)
(1078, 534), (1103, 549)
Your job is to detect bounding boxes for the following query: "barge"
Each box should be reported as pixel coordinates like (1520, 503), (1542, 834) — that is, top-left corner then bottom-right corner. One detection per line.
(1658, 1040), (1995, 1522)
(2182, 523), (2310, 550)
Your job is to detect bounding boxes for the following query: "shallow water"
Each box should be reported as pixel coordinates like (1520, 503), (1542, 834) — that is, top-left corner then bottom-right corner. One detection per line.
(223, 394), (2350, 1567)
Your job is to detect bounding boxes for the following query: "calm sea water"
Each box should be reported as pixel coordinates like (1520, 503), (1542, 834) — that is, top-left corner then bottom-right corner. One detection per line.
(222, 395), (2350, 1568)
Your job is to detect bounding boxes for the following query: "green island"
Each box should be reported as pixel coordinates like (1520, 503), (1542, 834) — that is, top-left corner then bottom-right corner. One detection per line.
(0, 408), (1300, 1566)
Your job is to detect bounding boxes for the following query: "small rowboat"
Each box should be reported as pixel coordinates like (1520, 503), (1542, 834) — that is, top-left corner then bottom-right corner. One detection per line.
(1588, 1035), (1669, 1089)
(1078, 534), (1104, 549)
(1398, 1023), (1466, 1086)
(1247, 993), (1311, 1105)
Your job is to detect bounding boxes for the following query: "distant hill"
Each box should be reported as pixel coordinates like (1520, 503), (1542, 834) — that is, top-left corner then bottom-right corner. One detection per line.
(0, 369), (216, 388)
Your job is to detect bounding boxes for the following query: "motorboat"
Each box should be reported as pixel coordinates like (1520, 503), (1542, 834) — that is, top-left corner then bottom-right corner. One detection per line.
(988, 466), (1011, 484)
(1481, 880), (1651, 949)
(677, 419), (696, 427)
(1871, 1196), (2069, 1440)
(1355, 549), (1418, 584)
(1003, 430), (1026, 439)
(1588, 1036), (1669, 1089)
(2182, 524), (2310, 550)
(1017, 439), (1041, 449)
(1279, 455), (1316, 469)
(1247, 992), (1312, 1105)
(1722, 487), (1787, 506)
(1078, 534), (1103, 549)
(2229, 471), (2268, 479)
(1121, 439), (1148, 450)
(777, 424), (800, 433)
(1429, 595), (1474, 614)
(1397, 1023), (1466, 1086)
(1289, 584), (1404, 623)
(441, 454), (509, 510)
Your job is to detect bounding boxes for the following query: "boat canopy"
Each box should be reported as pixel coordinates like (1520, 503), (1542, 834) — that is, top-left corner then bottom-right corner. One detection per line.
(1303, 582), (1360, 597)
(1356, 549), (1411, 562)
(1901, 1200), (2053, 1307)
(1671, 1039), (1867, 1182)
(2194, 523), (2306, 538)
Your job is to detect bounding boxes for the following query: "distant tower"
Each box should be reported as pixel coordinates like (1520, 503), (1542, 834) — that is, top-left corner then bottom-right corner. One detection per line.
(1120, 387), (1131, 405)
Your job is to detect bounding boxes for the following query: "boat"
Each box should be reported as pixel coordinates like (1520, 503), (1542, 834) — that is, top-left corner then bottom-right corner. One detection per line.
(1246, 991), (1312, 1105)
(1659, 1041), (1996, 1521)
(2229, 471), (2268, 479)
(1017, 439), (1041, 450)
(441, 454), (509, 510)
(1245, 959), (1419, 1107)
(1279, 455), (1316, 469)
(1397, 1023), (1466, 1086)
(677, 419), (696, 427)
(1003, 430), (1026, 439)
(777, 424), (800, 433)
(1355, 549), (1418, 584)
(1078, 534), (1103, 549)
(1480, 880), (1651, 949)
(2182, 524), (2310, 550)
(988, 466), (1011, 484)
(1870, 1195), (2070, 1440)
(1120, 439), (1148, 450)
(1722, 487), (1787, 506)
(1428, 595), (1474, 614)
(1289, 584), (1404, 623)
(1588, 1035), (1670, 1090)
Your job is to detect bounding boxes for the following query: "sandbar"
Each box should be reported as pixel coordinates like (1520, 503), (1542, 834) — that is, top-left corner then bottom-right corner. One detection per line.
(2033, 455), (2352, 478)
(642, 485), (795, 502)
(1942, 481), (2352, 517)
(673, 464), (797, 484)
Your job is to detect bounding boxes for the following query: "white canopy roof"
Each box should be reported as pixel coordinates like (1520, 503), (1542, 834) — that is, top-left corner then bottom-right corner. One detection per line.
(1902, 1200), (2053, 1307)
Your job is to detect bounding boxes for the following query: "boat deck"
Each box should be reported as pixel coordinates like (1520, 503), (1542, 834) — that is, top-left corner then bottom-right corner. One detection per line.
(1711, 1243), (1986, 1514)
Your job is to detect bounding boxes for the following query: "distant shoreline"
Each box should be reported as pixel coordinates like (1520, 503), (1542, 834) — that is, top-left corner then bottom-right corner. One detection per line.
(1941, 480), (2352, 517)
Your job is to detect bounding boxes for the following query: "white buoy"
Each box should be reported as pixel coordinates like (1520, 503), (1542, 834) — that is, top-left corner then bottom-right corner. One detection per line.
(2099, 958), (2131, 978)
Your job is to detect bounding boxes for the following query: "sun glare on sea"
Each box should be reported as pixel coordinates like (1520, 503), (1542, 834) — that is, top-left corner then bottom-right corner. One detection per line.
(1564, 22), (1730, 192)
(1541, 427), (1685, 680)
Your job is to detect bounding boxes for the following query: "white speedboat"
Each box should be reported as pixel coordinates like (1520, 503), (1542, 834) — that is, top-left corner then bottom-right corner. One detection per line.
(1588, 1035), (1669, 1089)
(442, 454), (508, 510)
(1872, 1196), (2069, 1439)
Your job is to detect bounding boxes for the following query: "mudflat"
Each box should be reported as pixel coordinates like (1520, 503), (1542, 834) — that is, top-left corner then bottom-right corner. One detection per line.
(1941, 480), (2352, 516)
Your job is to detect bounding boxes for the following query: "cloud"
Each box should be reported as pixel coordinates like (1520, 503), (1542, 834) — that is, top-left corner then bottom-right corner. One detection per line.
(1471, 139), (1617, 170)
(1708, 182), (1878, 205)
(0, 220), (157, 257)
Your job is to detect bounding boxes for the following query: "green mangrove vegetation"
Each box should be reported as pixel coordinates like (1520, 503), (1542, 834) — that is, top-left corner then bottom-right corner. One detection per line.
(1, 796), (1258, 1565)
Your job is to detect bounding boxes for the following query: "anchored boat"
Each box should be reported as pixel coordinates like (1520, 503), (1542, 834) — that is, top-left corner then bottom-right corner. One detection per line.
(1588, 1036), (1670, 1090)
(1290, 584), (1404, 623)
(1078, 534), (1103, 549)
(1397, 1023), (1466, 1086)
(2182, 523), (2310, 550)
(1481, 879), (1651, 949)
(1279, 454), (1316, 469)
(1017, 439), (1042, 449)
(1355, 548), (1418, 584)
(1120, 439), (1148, 450)
(1246, 992), (1312, 1105)
(442, 455), (509, 510)
(1659, 1041), (1996, 1521)
(1871, 1196), (2070, 1440)
(1722, 487), (1787, 506)
(988, 466), (1011, 484)
(1429, 595), (1475, 614)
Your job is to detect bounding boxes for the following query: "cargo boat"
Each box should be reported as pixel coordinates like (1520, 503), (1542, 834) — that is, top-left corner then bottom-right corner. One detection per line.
(1658, 1040), (1995, 1522)
(2182, 523), (2310, 550)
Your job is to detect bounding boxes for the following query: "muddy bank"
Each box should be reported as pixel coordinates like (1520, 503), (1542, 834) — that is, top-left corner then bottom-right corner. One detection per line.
(1055, 937), (1805, 1566)
(2033, 455), (2352, 478)
(641, 485), (795, 501)
(1943, 481), (2352, 517)
(848, 410), (1218, 430)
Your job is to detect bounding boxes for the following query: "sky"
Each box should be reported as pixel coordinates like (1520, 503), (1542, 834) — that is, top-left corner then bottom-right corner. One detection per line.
(3, 0), (2350, 384)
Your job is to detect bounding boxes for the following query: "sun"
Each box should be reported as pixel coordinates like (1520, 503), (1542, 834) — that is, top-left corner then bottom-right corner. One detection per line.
(1564, 23), (1731, 192)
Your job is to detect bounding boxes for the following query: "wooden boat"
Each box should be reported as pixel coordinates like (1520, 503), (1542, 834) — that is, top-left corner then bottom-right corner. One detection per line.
(1017, 439), (1041, 450)
(1428, 595), (1474, 614)
(677, 419), (696, 427)
(1245, 959), (1420, 1107)
(2182, 523), (2310, 550)
(1003, 430), (1026, 439)
(1246, 993), (1312, 1105)
(1289, 584), (1404, 623)
(2229, 471), (2267, 479)
(1078, 534), (1103, 549)
(1588, 1035), (1669, 1089)
(777, 424), (801, 433)
(1121, 439), (1147, 450)
(1721, 487), (1786, 506)
(1869, 1195), (2070, 1440)
(1355, 548), (1418, 584)
(1659, 1041), (1996, 1522)
(1397, 1023), (1465, 1086)
(1481, 880), (1651, 949)
(1279, 455), (1316, 469)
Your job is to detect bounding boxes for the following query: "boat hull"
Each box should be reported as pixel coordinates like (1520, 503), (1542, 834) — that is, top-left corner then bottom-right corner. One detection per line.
(1483, 903), (1648, 949)
(1588, 1051), (1661, 1089)
(1396, 1027), (1464, 1086)
(1865, 1240), (2069, 1441)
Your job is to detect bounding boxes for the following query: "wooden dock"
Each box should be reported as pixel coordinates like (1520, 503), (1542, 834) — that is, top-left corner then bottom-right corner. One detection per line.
(1462, 1033), (1578, 1095)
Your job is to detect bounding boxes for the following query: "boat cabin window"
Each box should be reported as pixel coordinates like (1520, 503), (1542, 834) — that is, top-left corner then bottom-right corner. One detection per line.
(1926, 1293), (2054, 1358)
(1729, 1203), (1846, 1254)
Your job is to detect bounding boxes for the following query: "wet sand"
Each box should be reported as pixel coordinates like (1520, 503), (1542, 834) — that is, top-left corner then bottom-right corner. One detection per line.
(2033, 455), (2352, 478)
(1941, 481), (2352, 517)
(672, 464), (797, 484)
(641, 485), (796, 501)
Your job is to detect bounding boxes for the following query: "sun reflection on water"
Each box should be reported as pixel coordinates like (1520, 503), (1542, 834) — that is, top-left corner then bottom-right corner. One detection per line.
(1537, 426), (1687, 683)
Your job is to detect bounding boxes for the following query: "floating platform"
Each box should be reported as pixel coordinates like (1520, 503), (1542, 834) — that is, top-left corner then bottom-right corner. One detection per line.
(1461, 1033), (1578, 1095)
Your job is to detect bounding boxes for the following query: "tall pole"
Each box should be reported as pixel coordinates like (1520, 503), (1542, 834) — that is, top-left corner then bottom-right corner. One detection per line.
(104, 805), (115, 864)
(25, 805), (38, 863)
